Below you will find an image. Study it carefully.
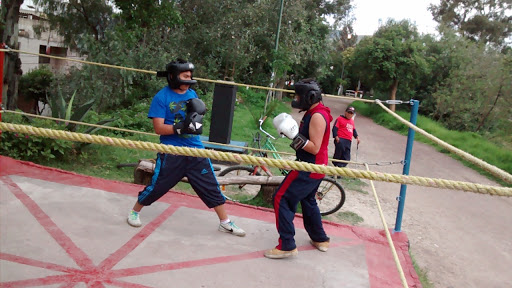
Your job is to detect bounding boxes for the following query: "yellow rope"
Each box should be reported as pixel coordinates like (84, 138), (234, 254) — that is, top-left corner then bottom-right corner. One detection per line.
(375, 100), (512, 184)
(365, 163), (408, 288)
(0, 109), (358, 165)
(2, 122), (511, 197)
(0, 48), (374, 103)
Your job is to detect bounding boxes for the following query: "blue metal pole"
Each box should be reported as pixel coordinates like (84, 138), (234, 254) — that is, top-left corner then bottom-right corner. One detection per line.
(394, 100), (419, 232)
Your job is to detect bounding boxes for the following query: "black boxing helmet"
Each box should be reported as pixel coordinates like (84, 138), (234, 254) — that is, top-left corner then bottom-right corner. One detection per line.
(157, 58), (197, 89)
(292, 78), (322, 111)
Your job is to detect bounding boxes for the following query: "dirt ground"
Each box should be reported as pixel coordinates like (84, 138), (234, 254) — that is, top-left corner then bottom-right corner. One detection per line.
(290, 96), (512, 288)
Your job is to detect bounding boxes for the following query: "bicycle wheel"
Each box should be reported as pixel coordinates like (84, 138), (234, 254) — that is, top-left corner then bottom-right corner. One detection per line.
(218, 165), (261, 202)
(315, 177), (346, 216)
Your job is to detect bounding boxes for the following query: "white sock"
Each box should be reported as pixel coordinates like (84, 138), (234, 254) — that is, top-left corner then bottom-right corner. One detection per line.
(221, 218), (231, 224)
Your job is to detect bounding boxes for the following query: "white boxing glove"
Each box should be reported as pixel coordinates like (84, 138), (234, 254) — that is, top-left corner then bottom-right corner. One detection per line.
(273, 113), (309, 151)
(273, 113), (298, 139)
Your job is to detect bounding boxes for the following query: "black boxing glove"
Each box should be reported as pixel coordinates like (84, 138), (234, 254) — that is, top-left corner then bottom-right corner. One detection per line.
(187, 98), (206, 115)
(174, 98), (206, 135)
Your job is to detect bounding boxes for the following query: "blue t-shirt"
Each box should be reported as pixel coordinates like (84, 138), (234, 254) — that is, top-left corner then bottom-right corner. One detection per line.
(148, 86), (204, 148)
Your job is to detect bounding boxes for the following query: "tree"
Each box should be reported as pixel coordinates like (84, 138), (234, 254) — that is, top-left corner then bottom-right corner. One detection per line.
(32, 0), (113, 47)
(1, 0), (24, 110)
(349, 19), (428, 111)
(431, 39), (512, 133)
(429, 0), (512, 50)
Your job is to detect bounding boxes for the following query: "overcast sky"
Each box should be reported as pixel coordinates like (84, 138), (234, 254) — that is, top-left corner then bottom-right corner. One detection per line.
(352, 0), (439, 35)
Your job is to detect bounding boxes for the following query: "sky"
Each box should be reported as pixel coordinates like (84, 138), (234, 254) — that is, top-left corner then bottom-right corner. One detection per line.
(352, 0), (439, 35)
(21, 0), (439, 36)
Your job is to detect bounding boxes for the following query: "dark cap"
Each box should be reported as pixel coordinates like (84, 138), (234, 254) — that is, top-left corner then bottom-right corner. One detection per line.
(346, 106), (355, 113)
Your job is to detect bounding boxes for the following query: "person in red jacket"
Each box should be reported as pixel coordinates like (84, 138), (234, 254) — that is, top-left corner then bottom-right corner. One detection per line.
(332, 106), (360, 167)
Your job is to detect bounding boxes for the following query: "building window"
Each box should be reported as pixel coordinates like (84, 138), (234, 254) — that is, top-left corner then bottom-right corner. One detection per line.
(39, 45), (50, 64)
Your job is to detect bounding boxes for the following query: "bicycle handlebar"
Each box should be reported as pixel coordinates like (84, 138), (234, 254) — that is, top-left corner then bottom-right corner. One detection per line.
(258, 116), (276, 140)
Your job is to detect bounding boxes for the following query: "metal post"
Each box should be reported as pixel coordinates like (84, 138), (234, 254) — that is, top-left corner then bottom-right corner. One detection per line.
(0, 43), (5, 129)
(275, 0), (284, 53)
(394, 99), (419, 232)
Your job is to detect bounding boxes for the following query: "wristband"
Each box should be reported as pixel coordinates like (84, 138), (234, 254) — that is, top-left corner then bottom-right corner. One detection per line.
(290, 134), (309, 151)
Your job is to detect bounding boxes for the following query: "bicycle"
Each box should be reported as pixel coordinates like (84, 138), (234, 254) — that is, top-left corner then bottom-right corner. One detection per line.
(218, 117), (346, 216)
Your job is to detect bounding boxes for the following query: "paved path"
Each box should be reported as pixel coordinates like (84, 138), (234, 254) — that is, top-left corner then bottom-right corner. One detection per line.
(0, 156), (420, 287)
(314, 96), (512, 288)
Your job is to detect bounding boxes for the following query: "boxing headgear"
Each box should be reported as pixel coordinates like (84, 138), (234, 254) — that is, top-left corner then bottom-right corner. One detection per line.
(292, 79), (322, 111)
(157, 59), (197, 89)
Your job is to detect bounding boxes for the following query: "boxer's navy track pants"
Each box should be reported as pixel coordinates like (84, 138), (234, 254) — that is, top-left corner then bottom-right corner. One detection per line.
(272, 170), (329, 251)
(138, 153), (225, 208)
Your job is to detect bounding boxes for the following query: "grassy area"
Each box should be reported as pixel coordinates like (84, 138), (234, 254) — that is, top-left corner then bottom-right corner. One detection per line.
(326, 211), (364, 225)
(351, 101), (512, 187)
(410, 253), (434, 288)
(38, 134), (158, 183)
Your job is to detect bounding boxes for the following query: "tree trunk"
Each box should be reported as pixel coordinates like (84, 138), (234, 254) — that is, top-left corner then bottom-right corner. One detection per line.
(389, 78), (399, 112)
(1, 0), (24, 110)
(476, 85), (502, 132)
(274, 71), (288, 100)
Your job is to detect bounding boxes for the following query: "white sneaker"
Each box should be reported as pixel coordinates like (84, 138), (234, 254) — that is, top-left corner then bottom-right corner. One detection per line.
(218, 221), (246, 237)
(127, 211), (142, 227)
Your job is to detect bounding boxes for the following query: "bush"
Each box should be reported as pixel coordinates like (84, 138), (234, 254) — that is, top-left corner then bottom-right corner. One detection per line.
(0, 112), (74, 161)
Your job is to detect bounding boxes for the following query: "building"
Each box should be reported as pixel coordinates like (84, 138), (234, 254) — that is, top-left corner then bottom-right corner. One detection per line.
(17, 8), (83, 74)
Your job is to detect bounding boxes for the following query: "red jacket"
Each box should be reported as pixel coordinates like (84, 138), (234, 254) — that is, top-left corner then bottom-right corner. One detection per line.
(332, 115), (358, 141)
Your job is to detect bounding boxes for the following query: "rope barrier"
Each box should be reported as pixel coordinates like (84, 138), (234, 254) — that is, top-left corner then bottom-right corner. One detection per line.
(2, 122), (511, 197)
(1, 109), (391, 167)
(365, 163), (408, 288)
(0, 48), (374, 102)
(375, 100), (512, 184)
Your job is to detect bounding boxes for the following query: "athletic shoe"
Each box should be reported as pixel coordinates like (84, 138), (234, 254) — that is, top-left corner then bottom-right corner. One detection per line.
(264, 248), (298, 259)
(127, 211), (142, 227)
(310, 239), (329, 252)
(218, 221), (246, 237)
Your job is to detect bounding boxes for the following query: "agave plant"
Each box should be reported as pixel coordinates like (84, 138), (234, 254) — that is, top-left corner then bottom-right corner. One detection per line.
(49, 89), (115, 132)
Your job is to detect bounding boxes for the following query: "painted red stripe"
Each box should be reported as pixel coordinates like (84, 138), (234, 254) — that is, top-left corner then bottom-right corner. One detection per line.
(1, 274), (75, 287)
(106, 240), (358, 278)
(107, 250), (265, 278)
(0, 253), (80, 273)
(2, 176), (95, 270)
(272, 170), (298, 231)
(58, 283), (78, 288)
(97, 205), (178, 270)
(107, 279), (153, 288)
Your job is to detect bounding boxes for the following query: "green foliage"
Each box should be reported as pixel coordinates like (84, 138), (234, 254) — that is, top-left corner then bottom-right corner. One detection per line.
(83, 98), (155, 137)
(430, 42), (511, 134)
(352, 101), (512, 186)
(18, 66), (54, 109)
(236, 88), (291, 129)
(0, 111), (74, 162)
(32, 0), (113, 47)
(428, 0), (512, 50)
(49, 90), (96, 132)
(349, 19), (428, 101)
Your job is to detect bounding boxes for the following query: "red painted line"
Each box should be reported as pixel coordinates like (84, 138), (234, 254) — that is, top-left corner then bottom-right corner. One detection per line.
(106, 240), (358, 278)
(87, 281), (106, 288)
(1, 274), (75, 287)
(0, 252), (80, 273)
(58, 283), (76, 288)
(107, 279), (153, 288)
(107, 250), (265, 278)
(97, 205), (179, 271)
(2, 176), (96, 270)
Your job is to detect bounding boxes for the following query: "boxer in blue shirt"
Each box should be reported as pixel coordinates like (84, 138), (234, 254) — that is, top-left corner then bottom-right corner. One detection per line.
(127, 59), (245, 237)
